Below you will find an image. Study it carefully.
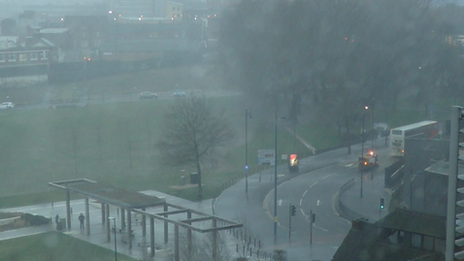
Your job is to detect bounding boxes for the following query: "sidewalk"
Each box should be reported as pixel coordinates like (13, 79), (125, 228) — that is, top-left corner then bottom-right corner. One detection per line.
(337, 169), (391, 223)
(0, 190), (240, 261)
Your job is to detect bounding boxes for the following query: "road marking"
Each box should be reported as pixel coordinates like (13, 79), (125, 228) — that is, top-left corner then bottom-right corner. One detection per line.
(299, 199), (303, 206)
(302, 189), (308, 197)
(317, 200), (321, 206)
(309, 181), (318, 188)
(278, 199), (282, 206)
(345, 163), (354, 167)
(314, 223), (328, 232)
(321, 172), (337, 180)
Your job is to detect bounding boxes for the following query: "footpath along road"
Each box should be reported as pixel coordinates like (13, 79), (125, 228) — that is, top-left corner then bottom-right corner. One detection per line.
(0, 136), (393, 261)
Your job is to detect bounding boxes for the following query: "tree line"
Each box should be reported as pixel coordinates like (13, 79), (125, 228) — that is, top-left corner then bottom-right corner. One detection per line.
(218, 0), (464, 152)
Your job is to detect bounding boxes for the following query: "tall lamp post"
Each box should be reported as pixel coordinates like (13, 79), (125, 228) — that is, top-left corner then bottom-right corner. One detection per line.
(108, 216), (117, 261)
(245, 109), (252, 194)
(360, 105), (368, 199)
(371, 101), (375, 150)
(274, 112), (278, 239)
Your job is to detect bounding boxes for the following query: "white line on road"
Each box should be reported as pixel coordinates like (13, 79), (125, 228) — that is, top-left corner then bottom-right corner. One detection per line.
(299, 199), (303, 206)
(302, 189), (308, 197)
(314, 223), (328, 232)
(321, 172), (337, 180)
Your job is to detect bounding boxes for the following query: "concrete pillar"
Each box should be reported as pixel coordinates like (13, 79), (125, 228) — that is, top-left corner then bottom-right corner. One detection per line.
(142, 208), (146, 236)
(101, 203), (105, 224)
(174, 224), (179, 261)
(150, 217), (155, 257)
(164, 203), (168, 243)
(85, 198), (90, 235)
(106, 204), (110, 242)
(187, 211), (192, 256)
(212, 218), (217, 260)
(66, 190), (71, 230)
(121, 208), (125, 229)
(128, 209), (132, 249)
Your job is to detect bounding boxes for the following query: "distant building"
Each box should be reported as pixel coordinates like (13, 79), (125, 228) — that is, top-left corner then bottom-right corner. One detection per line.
(109, 0), (184, 21)
(0, 35), (59, 65)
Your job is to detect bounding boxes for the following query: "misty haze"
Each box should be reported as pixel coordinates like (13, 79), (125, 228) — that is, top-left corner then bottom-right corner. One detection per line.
(0, 0), (464, 261)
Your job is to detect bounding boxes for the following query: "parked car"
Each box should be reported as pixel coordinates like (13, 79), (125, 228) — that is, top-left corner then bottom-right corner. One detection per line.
(0, 102), (14, 109)
(139, 92), (158, 99)
(173, 90), (186, 98)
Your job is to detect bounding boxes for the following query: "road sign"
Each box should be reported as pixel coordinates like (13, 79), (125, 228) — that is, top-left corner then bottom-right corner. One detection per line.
(258, 149), (275, 166)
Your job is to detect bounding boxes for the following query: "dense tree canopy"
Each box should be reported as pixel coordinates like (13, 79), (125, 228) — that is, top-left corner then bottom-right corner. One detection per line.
(219, 0), (464, 151)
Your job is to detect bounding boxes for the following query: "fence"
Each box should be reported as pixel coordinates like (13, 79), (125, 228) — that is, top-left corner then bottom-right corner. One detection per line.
(337, 178), (368, 221)
(217, 220), (287, 261)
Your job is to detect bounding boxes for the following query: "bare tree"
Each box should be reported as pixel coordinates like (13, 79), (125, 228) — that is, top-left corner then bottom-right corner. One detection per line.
(157, 95), (235, 200)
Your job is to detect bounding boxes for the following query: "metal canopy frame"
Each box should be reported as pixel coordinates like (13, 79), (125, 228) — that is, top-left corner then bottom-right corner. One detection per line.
(48, 178), (242, 260)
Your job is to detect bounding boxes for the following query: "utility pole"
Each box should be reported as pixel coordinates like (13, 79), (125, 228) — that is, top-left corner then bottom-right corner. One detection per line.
(274, 112), (278, 239)
(310, 209), (313, 245)
(245, 109), (249, 194)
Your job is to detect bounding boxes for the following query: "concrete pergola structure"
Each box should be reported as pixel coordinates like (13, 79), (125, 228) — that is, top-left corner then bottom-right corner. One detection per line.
(48, 178), (242, 260)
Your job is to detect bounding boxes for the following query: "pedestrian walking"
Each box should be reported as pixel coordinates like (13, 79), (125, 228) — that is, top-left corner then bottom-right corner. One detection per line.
(55, 214), (59, 224)
(78, 213), (85, 229)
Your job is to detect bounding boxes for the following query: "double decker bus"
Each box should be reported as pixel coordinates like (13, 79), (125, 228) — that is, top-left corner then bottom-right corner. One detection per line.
(390, 121), (439, 157)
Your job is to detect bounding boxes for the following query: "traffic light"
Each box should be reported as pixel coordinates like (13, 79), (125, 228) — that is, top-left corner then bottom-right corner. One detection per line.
(291, 205), (296, 216)
(311, 213), (316, 223)
(380, 197), (385, 209)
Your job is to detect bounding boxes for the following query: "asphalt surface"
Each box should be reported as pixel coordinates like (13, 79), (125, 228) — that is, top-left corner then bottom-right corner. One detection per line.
(0, 136), (394, 261)
(214, 136), (394, 261)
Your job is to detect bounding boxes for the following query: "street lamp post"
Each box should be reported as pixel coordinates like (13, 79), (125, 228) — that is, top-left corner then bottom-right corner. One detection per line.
(360, 106), (368, 199)
(274, 112), (278, 239)
(108, 216), (117, 261)
(371, 102), (375, 150)
(245, 109), (249, 194)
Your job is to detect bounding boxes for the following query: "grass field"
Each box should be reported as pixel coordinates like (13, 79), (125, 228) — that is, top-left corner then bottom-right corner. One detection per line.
(0, 92), (313, 208)
(0, 231), (138, 261)
(0, 64), (461, 208)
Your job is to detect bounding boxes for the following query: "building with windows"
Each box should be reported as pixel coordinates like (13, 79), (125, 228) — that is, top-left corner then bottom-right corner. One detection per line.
(0, 35), (59, 84)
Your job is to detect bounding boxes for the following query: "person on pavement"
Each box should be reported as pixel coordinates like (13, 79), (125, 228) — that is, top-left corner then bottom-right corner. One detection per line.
(78, 213), (85, 229)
